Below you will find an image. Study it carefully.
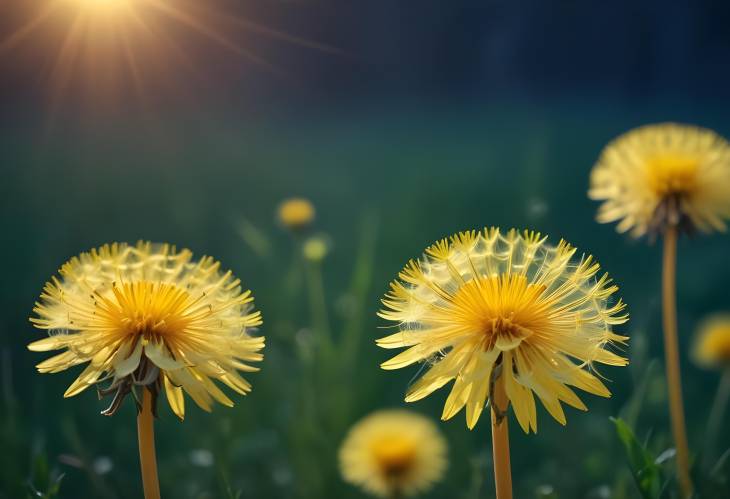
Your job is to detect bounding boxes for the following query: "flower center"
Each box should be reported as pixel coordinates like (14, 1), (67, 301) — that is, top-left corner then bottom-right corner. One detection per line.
(371, 436), (417, 479)
(104, 281), (194, 341)
(450, 274), (549, 351)
(646, 155), (699, 197)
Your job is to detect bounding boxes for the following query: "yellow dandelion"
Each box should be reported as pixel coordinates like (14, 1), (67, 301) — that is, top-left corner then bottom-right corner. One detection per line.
(339, 410), (447, 498)
(589, 123), (730, 238)
(693, 315), (730, 463)
(587, 123), (729, 498)
(302, 235), (329, 262)
(377, 228), (628, 499)
(277, 197), (315, 230)
(378, 228), (628, 432)
(28, 242), (264, 499)
(693, 315), (730, 369)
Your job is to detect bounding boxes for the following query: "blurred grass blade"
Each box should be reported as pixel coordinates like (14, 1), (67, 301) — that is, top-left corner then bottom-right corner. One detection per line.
(341, 211), (378, 367)
(236, 218), (272, 260)
(27, 452), (65, 499)
(611, 417), (663, 499)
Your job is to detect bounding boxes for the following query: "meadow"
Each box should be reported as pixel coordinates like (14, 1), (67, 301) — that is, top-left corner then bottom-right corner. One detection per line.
(2, 102), (730, 498)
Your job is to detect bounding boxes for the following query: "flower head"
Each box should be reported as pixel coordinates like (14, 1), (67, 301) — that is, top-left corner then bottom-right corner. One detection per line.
(339, 409), (447, 498)
(277, 197), (315, 230)
(29, 242), (264, 419)
(377, 228), (628, 432)
(302, 235), (329, 262)
(589, 123), (730, 238)
(693, 314), (730, 369)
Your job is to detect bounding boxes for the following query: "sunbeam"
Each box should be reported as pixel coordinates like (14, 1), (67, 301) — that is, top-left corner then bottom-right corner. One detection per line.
(0, 0), (336, 115)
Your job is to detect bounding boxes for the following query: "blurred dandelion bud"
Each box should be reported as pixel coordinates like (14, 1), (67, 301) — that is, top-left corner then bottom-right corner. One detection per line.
(694, 314), (730, 464)
(277, 197), (315, 231)
(339, 410), (447, 498)
(302, 235), (329, 262)
(693, 314), (730, 369)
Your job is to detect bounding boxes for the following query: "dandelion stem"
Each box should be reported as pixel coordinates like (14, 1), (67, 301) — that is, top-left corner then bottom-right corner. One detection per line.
(304, 259), (332, 353)
(705, 369), (730, 463)
(661, 225), (692, 498)
(490, 380), (512, 499)
(137, 388), (161, 499)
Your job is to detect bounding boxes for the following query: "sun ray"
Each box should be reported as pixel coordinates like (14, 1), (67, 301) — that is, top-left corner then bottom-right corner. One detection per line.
(1, 0), (336, 112)
(145, 0), (285, 75)
(227, 14), (343, 55)
(47, 11), (87, 116)
(0, 2), (59, 53)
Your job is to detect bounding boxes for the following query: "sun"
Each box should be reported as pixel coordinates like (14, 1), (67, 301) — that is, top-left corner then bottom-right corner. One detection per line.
(0, 0), (334, 115)
(70, 0), (126, 8)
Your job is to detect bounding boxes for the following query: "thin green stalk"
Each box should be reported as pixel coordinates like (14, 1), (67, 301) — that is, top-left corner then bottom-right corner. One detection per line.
(704, 369), (730, 463)
(304, 259), (333, 355)
(341, 212), (378, 368)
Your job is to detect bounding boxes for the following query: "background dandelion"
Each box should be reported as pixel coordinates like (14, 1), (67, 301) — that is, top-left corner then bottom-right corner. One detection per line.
(339, 409), (447, 498)
(693, 315), (730, 464)
(590, 123), (730, 497)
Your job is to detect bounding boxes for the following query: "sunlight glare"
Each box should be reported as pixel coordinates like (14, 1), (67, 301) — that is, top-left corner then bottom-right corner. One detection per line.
(1, 0), (335, 116)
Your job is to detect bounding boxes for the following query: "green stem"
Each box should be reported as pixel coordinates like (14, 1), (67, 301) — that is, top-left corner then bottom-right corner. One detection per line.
(704, 369), (730, 463)
(304, 260), (333, 354)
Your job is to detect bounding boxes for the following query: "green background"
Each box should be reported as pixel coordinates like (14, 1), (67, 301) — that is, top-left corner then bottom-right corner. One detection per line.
(2, 103), (730, 498)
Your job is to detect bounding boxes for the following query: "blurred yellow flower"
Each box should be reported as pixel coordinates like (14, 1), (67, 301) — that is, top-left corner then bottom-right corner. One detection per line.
(302, 235), (329, 262)
(28, 242), (264, 419)
(339, 410), (447, 498)
(693, 314), (730, 369)
(277, 197), (315, 230)
(377, 228), (628, 432)
(589, 123), (730, 238)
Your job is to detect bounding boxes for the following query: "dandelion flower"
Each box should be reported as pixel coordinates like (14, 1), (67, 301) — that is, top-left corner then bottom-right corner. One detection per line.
(693, 314), (730, 464)
(277, 197), (315, 230)
(693, 315), (730, 369)
(29, 241), (264, 419)
(339, 410), (447, 498)
(29, 241), (264, 420)
(378, 228), (628, 432)
(589, 123), (730, 238)
(302, 235), (329, 262)
(29, 242), (264, 498)
(588, 124), (730, 498)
